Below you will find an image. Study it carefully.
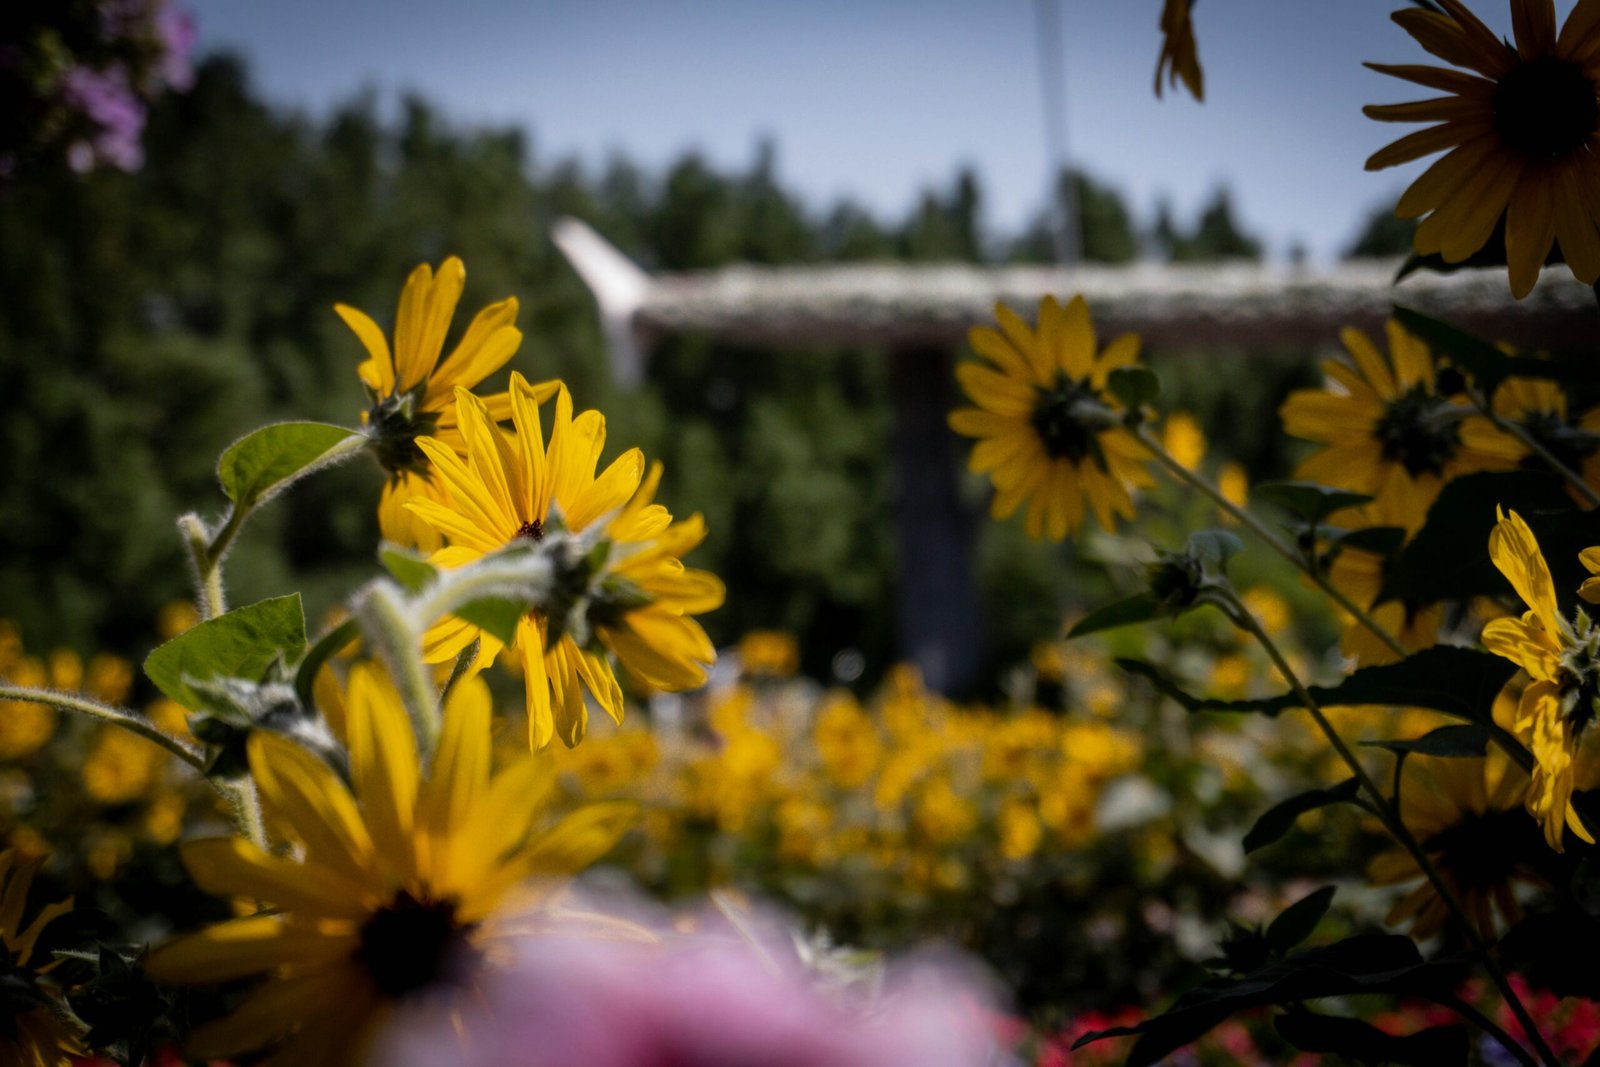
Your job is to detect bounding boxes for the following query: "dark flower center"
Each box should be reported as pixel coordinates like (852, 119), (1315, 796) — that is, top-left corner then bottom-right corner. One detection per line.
(1518, 410), (1599, 475)
(355, 891), (476, 998)
(367, 391), (442, 478)
(1494, 56), (1599, 159)
(1030, 374), (1108, 466)
(1423, 809), (1525, 892)
(1374, 387), (1460, 477)
(516, 519), (545, 543)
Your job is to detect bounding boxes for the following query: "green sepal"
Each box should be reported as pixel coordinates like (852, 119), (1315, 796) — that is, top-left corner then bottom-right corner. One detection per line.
(1067, 595), (1163, 638)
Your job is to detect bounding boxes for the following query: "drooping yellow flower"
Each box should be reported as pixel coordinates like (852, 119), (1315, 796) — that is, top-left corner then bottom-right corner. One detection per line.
(1365, 0), (1600, 297)
(949, 295), (1152, 542)
(0, 851), (83, 1066)
(407, 375), (720, 749)
(1367, 754), (1534, 938)
(1280, 319), (1511, 533)
(337, 256), (556, 476)
(1155, 0), (1204, 101)
(1482, 507), (1600, 850)
(147, 665), (632, 1066)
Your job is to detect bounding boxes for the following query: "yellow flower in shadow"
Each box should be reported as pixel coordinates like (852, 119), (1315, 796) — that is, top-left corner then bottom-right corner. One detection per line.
(1365, 0), (1600, 297)
(1281, 319), (1512, 533)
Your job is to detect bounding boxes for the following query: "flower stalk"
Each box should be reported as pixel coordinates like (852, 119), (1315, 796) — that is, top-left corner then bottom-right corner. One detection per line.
(1219, 589), (1560, 1067)
(1132, 424), (1410, 661)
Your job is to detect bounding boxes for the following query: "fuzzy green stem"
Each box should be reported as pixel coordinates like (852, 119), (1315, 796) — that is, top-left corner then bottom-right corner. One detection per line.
(0, 686), (205, 769)
(219, 777), (268, 849)
(1133, 424), (1410, 661)
(178, 513), (227, 620)
(355, 581), (441, 756)
(1226, 594), (1559, 1067)
(0, 685), (270, 846)
(410, 555), (554, 632)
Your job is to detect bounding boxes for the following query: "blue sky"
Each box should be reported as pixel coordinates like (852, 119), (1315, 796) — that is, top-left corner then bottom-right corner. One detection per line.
(196, 0), (1563, 263)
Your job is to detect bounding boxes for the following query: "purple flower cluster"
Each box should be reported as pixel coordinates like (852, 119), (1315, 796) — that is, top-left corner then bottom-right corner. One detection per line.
(6, 0), (197, 176)
(60, 65), (145, 173)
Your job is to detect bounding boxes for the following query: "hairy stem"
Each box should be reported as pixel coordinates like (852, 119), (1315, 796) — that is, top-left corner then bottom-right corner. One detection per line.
(355, 581), (441, 756)
(178, 513), (227, 620)
(0, 686), (205, 769)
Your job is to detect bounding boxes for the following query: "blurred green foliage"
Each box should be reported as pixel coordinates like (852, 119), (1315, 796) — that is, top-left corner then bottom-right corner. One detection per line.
(0, 52), (1322, 683)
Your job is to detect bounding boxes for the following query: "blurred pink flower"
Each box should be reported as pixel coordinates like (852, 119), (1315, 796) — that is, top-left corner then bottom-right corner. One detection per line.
(371, 900), (1000, 1067)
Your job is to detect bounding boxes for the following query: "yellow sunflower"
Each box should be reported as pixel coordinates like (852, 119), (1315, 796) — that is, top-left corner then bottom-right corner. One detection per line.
(1461, 374), (1600, 500)
(949, 295), (1152, 542)
(0, 851), (82, 1067)
(405, 375), (719, 749)
(600, 462), (725, 694)
(1367, 754), (1534, 939)
(1365, 0), (1600, 297)
(1481, 507), (1600, 850)
(1280, 319), (1512, 533)
(146, 665), (633, 1066)
(1155, 0), (1204, 101)
(336, 256), (557, 476)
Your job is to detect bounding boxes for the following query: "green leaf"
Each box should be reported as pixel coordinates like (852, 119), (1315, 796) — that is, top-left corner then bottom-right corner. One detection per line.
(1200, 646), (1516, 724)
(1072, 935), (1467, 1067)
(454, 597), (525, 647)
(1274, 1010), (1466, 1066)
(218, 422), (365, 508)
(1253, 482), (1372, 525)
(1197, 646), (1533, 773)
(292, 618), (361, 708)
(1107, 366), (1161, 410)
(1265, 886), (1336, 956)
(1331, 525), (1407, 557)
(1361, 723), (1489, 759)
(1245, 780), (1361, 853)
(1375, 471), (1581, 607)
(380, 545), (438, 593)
(1186, 529), (1243, 568)
(144, 595), (307, 711)
(1067, 594), (1163, 638)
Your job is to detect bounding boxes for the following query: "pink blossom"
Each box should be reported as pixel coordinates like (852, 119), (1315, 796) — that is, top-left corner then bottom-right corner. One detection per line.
(370, 902), (999, 1067)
